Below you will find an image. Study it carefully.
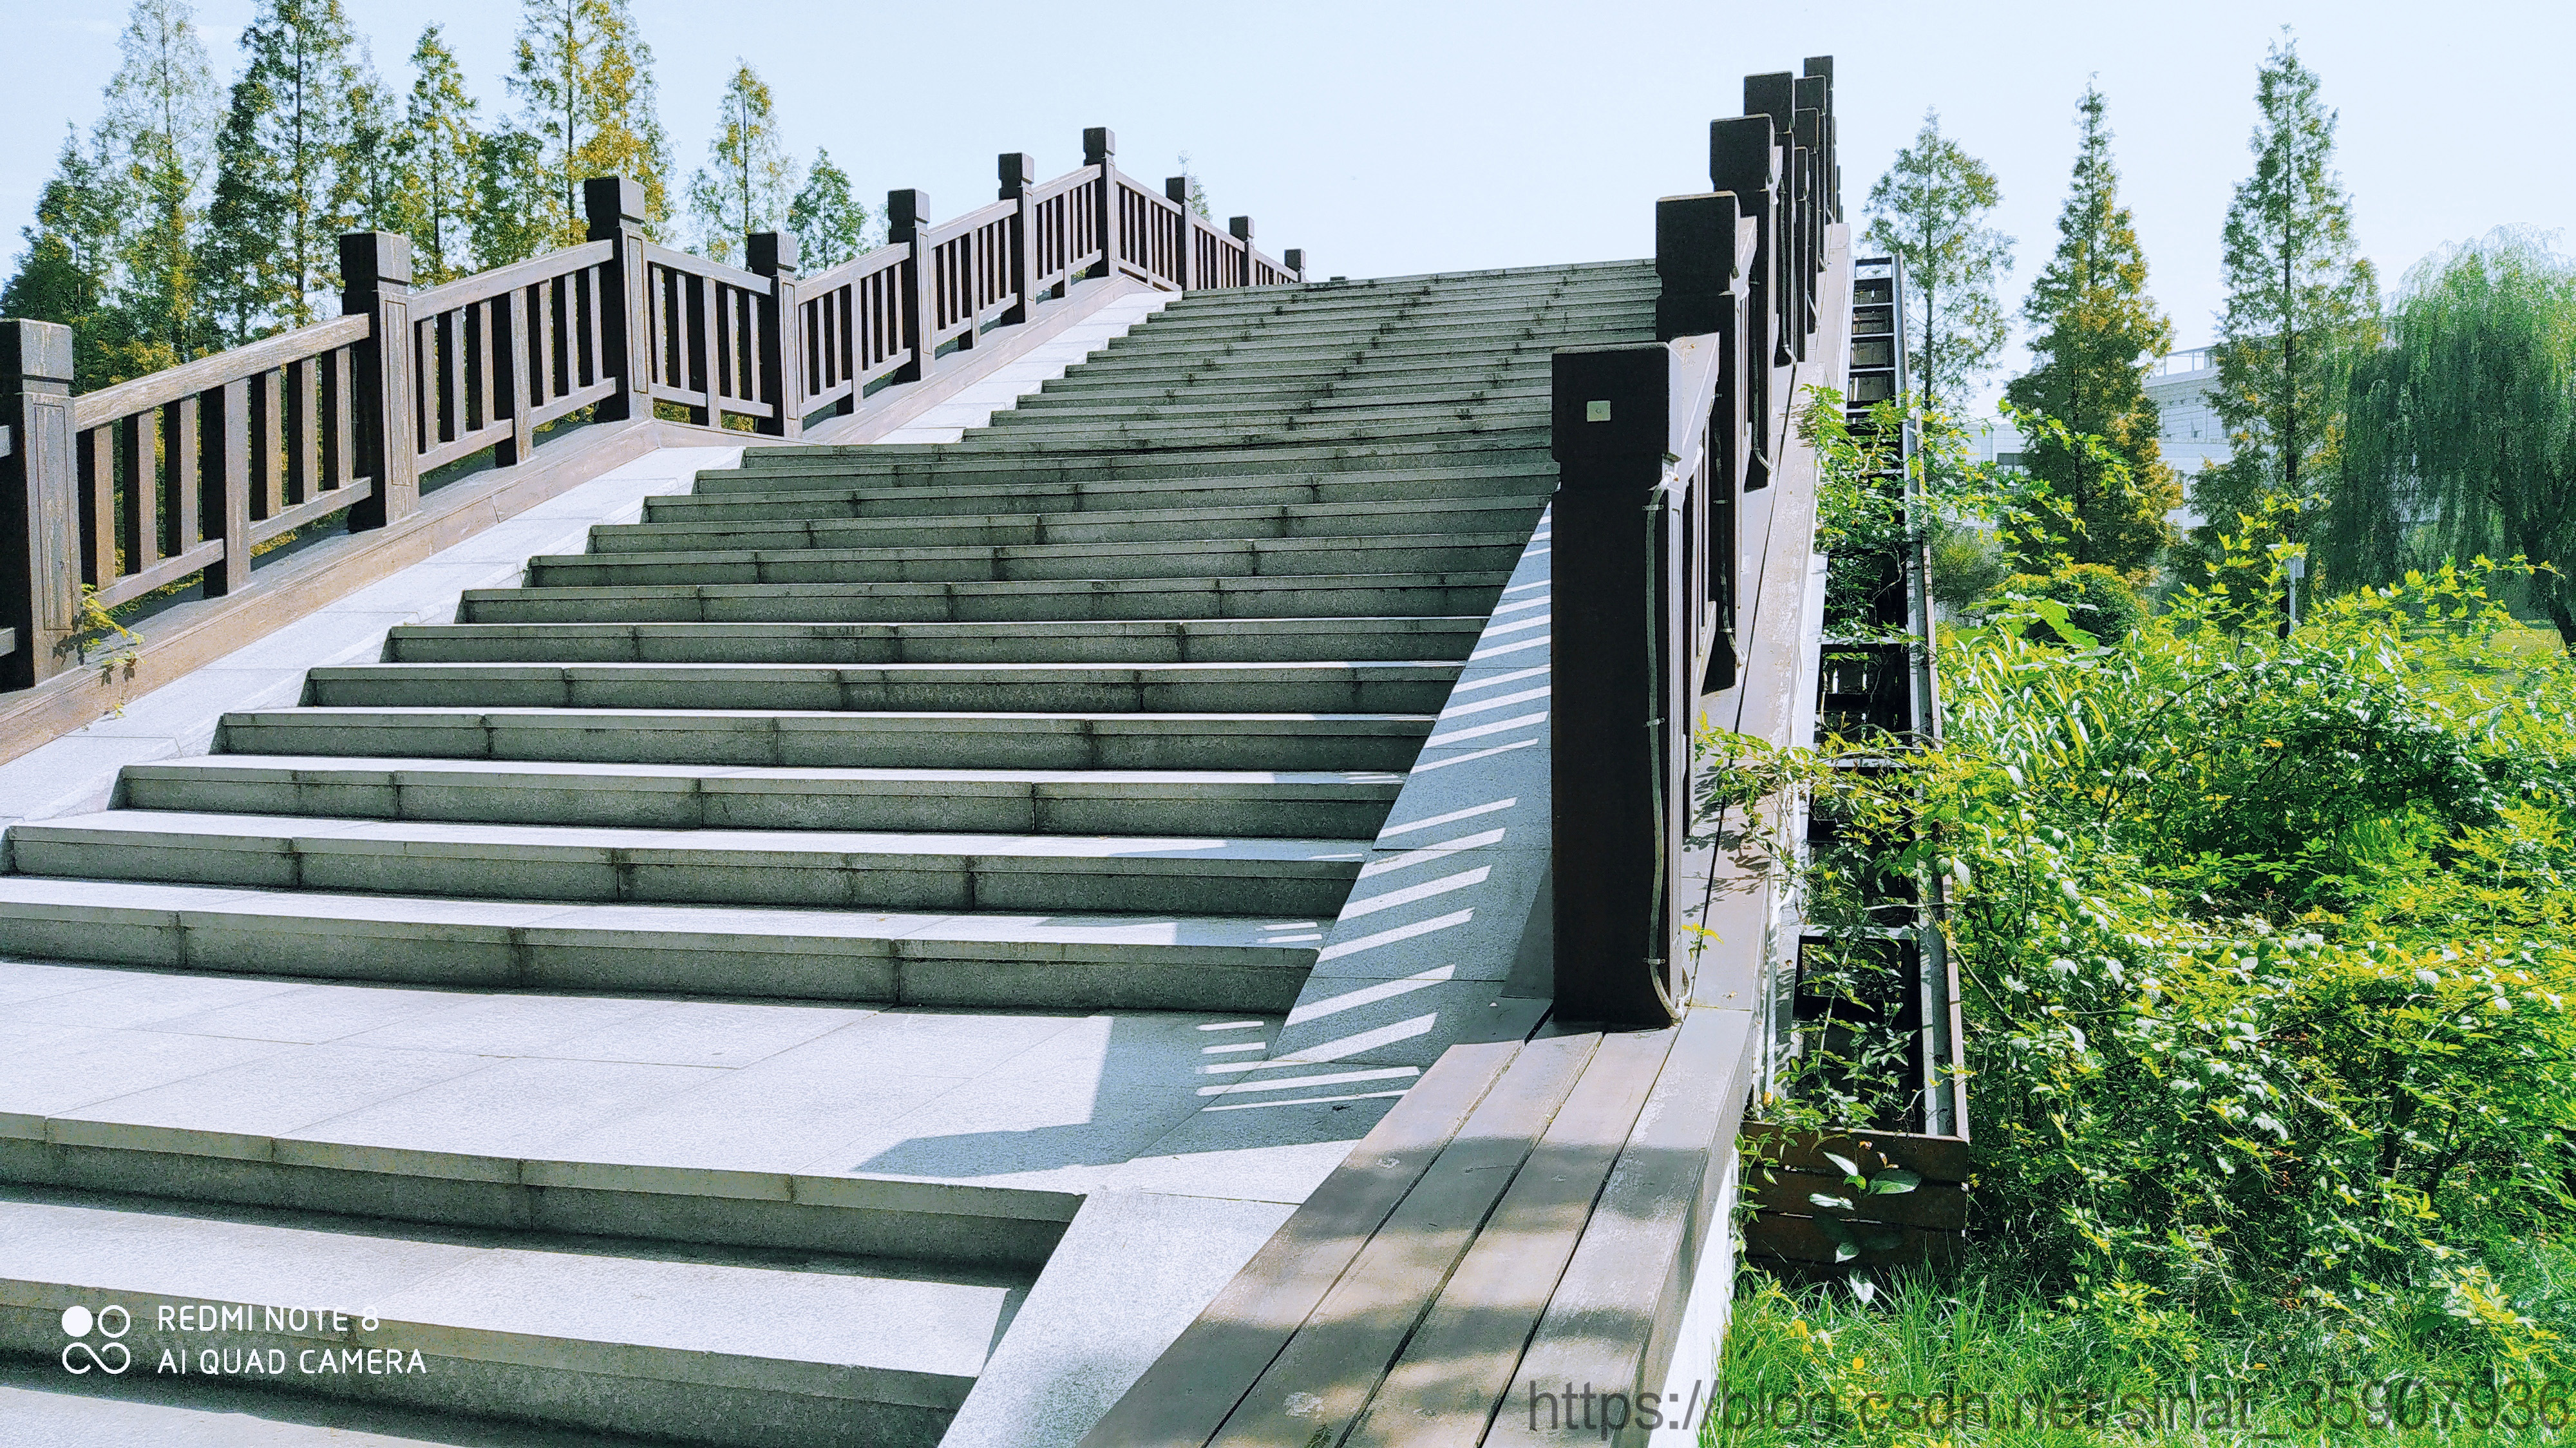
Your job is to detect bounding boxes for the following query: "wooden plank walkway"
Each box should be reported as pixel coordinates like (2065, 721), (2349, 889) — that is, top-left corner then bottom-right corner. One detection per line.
(1079, 1007), (1756, 1448)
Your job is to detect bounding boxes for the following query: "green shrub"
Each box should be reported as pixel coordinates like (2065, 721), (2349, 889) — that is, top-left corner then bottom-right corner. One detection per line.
(2002, 561), (2146, 644)
(1929, 522), (2009, 614)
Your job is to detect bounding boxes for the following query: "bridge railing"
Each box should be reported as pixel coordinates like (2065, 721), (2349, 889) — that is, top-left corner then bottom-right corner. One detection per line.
(1551, 60), (1841, 1027)
(0, 128), (1301, 692)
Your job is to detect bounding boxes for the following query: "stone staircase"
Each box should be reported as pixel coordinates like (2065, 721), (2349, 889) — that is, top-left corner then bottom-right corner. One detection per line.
(0, 260), (1653, 1446)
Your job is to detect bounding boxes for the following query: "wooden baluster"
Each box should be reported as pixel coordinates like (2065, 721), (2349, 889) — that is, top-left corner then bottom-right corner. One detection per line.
(0, 319), (80, 685)
(1549, 342), (1687, 1026)
(748, 231), (802, 439)
(339, 231), (418, 529)
(202, 377), (251, 598)
(999, 153), (1036, 324)
(887, 188), (935, 385)
(1230, 216), (1255, 289)
(116, 413), (152, 576)
(253, 368), (281, 522)
(164, 395), (198, 558)
(1084, 128), (1117, 281)
(582, 176), (654, 423)
(498, 283), (534, 466)
(78, 426), (111, 588)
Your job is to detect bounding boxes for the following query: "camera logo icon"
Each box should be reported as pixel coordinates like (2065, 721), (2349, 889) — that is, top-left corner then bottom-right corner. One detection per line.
(60, 1304), (131, 1375)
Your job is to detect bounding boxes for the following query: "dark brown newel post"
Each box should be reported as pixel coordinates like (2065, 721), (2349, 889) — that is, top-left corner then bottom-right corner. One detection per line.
(583, 176), (652, 424)
(748, 231), (801, 439)
(1284, 249), (1305, 281)
(0, 320), (78, 687)
(1656, 192), (1748, 690)
(1000, 153), (1038, 322)
(1551, 342), (1683, 1027)
(1084, 128), (1117, 280)
(1164, 178), (1193, 288)
(1712, 116), (1780, 486)
(338, 231), (417, 531)
(887, 189), (935, 385)
(1229, 217), (1254, 288)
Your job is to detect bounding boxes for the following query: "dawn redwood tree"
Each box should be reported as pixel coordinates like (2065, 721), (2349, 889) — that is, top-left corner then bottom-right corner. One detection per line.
(684, 62), (795, 266)
(2003, 84), (2178, 576)
(97, 0), (220, 372)
(787, 148), (868, 271)
(200, 0), (374, 339)
(2186, 33), (2378, 570)
(2340, 232), (2576, 649)
(1863, 110), (2012, 416)
(504, 0), (672, 252)
(396, 25), (482, 283)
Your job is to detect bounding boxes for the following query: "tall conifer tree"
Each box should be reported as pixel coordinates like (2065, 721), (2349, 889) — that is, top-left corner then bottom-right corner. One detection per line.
(97, 0), (220, 372)
(787, 149), (867, 271)
(684, 62), (794, 265)
(200, 0), (373, 338)
(504, 0), (673, 252)
(2003, 84), (2177, 576)
(397, 26), (482, 282)
(1864, 111), (2012, 415)
(0, 128), (126, 388)
(2188, 33), (2378, 565)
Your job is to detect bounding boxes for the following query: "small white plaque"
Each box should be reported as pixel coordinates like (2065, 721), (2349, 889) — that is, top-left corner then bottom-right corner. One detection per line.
(1585, 400), (1612, 422)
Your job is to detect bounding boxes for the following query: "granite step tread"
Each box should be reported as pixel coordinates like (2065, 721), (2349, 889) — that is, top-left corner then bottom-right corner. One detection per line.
(383, 616), (1488, 665)
(300, 660), (1462, 714)
(519, 530), (1531, 587)
(454, 573), (1516, 626)
(217, 707), (1438, 771)
(0, 875), (1322, 1009)
(585, 497), (1538, 554)
(10, 810), (1372, 917)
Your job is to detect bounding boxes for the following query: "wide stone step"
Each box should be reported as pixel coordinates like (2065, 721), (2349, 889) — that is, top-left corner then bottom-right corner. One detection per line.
(386, 616), (1486, 665)
(119, 756), (1405, 837)
(218, 707), (1436, 770)
(715, 433), (1550, 488)
(301, 660), (1459, 714)
(990, 390), (1551, 426)
(0, 875), (1319, 1009)
(908, 414), (1549, 454)
(638, 464), (1549, 524)
(586, 497), (1539, 555)
(0, 1191), (1014, 1448)
(457, 571), (1512, 626)
(520, 530), (1530, 587)
(1022, 366), (1551, 405)
(8, 812), (1370, 916)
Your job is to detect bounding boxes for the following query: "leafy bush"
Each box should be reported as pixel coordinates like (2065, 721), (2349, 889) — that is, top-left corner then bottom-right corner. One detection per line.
(1734, 551), (2576, 1323)
(2001, 562), (2146, 645)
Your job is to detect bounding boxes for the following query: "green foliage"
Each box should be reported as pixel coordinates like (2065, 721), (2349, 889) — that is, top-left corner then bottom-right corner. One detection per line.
(1929, 522), (2009, 615)
(2185, 32), (2380, 576)
(788, 148), (869, 271)
(2003, 562), (2145, 645)
(2003, 84), (2177, 576)
(506, 0), (673, 251)
(685, 62), (795, 266)
(1864, 109), (2012, 415)
(395, 26), (482, 283)
(1882, 556), (2573, 1310)
(1, 127), (125, 389)
(96, 0), (220, 374)
(2338, 230), (2576, 650)
(201, 0), (376, 340)
(1714, 1255), (2576, 1447)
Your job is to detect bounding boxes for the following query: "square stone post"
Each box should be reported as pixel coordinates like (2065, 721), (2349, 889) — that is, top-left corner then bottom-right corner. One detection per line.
(999, 153), (1039, 322)
(1084, 128), (1119, 281)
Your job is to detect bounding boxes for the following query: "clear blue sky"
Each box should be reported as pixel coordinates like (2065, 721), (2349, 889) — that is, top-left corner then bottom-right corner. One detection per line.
(5, 0), (2571, 399)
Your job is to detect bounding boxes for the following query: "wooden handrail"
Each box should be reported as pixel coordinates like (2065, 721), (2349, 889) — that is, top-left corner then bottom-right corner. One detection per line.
(1550, 66), (1840, 1027)
(70, 314), (368, 429)
(0, 126), (1304, 687)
